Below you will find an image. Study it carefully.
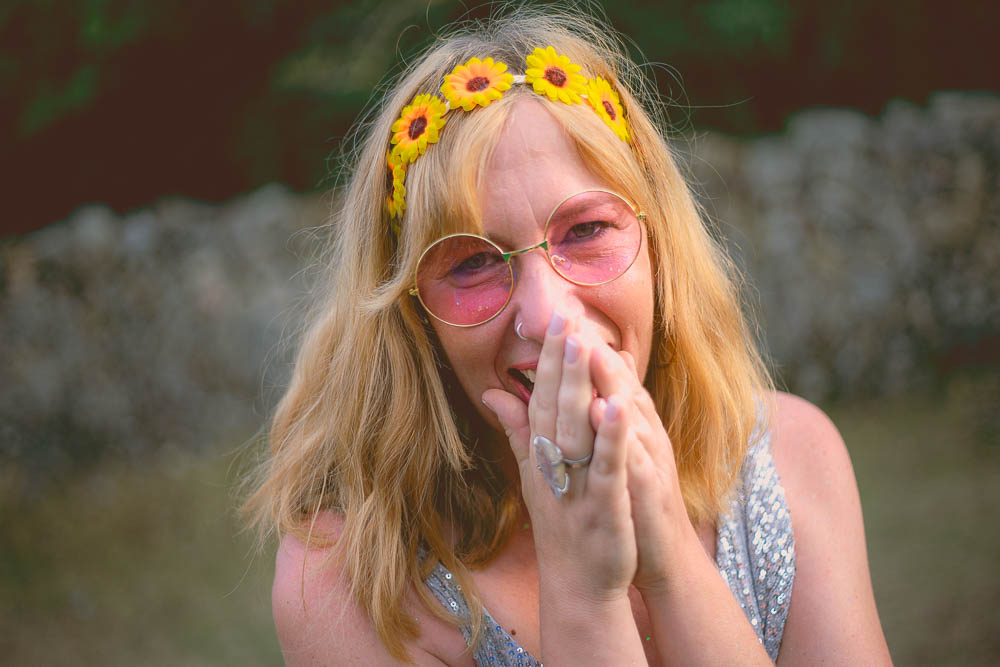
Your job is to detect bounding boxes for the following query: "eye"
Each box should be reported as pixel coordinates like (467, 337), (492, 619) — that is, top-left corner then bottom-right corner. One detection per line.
(453, 251), (497, 273)
(568, 220), (611, 240)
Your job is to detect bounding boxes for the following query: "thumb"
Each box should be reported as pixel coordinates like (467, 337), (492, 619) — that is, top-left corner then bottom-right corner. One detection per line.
(481, 388), (531, 464)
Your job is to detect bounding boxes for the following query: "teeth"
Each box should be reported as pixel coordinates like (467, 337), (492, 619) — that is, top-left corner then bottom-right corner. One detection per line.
(523, 369), (536, 384)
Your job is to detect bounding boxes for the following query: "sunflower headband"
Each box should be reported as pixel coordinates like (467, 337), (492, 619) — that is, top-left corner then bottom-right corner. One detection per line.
(385, 46), (631, 229)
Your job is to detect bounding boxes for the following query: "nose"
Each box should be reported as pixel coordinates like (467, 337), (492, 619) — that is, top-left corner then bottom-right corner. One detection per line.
(507, 249), (579, 342)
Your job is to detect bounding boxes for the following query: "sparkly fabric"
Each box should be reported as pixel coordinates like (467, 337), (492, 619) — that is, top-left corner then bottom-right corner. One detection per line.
(425, 563), (542, 666)
(424, 431), (795, 664)
(715, 429), (795, 659)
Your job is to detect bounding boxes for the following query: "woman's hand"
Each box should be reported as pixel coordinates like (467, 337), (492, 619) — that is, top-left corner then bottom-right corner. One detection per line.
(587, 342), (699, 595)
(484, 309), (638, 602)
(483, 307), (703, 598)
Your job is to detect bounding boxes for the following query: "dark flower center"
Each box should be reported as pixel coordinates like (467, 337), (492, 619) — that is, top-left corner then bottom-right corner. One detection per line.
(386, 164), (394, 191)
(602, 99), (616, 120)
(408, 116), (428, 140)
(466, 76), (490, 92)
(544, 66), (567, 87)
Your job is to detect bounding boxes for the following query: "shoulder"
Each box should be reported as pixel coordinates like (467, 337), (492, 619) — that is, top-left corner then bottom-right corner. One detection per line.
(272, 511), (459, 666)
(768, 391), (853, 499)
(767, 391), (860, 560)
(765, 392), (891, 664)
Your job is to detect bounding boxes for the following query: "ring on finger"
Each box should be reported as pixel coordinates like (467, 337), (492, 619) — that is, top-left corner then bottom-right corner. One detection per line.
(533, 435), (593, 498)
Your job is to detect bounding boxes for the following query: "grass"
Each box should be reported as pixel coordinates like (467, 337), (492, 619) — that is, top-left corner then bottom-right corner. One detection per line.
(1, 372), (997, 665)
(833, 372), (1000, 666)
(0, 446), (282, 666)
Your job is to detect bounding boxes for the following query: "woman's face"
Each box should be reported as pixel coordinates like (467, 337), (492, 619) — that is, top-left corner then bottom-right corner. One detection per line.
(430, 99), (655, 434)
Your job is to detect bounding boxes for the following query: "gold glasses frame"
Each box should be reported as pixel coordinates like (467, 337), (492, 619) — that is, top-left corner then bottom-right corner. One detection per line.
(409, 188), (646, 327)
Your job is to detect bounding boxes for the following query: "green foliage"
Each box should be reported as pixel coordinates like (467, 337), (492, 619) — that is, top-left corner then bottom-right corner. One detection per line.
(19, 63), (97, 136)
(695, 0), (791, 52)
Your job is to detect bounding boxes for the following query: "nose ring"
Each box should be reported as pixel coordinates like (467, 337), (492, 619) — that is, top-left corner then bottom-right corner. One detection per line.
(515, 321), (529, 341)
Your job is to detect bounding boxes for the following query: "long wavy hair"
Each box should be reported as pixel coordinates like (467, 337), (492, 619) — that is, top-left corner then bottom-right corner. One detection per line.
(245, 3), (772, 661)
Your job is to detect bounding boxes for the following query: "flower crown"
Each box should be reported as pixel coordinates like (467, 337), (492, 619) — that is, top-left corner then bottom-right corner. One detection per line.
(385, 46), (631, 229)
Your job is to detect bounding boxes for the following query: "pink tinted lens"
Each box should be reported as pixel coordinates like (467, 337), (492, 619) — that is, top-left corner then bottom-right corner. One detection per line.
(415, 235), (512, 325)
(545, 191), (642, 285)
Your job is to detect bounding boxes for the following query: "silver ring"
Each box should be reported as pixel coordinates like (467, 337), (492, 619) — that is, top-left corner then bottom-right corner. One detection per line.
(532, 435), (593, 498)
(515, 321), (528, 341)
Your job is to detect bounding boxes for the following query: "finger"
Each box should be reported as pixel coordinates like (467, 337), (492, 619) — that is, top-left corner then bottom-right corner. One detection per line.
(555, 334), (595, 462)
(529, 309), (571, 440)
(615, 349), (661, 431)
(618, 349), (639, 379)
(587, 394), (629, 495)
(624, 429), (672, 566)
(482, 388), (530, 465)
(614, 358), (674, 474)
(597, 347), (673, 475)
(590, 343), (633, 402)
(589, 396), (607, 433)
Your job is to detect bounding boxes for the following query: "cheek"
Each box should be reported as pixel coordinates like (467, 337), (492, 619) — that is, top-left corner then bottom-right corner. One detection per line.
(432, 326), (502, 401)
(434, 328), (506, 433)
(622, 249), (656, 375)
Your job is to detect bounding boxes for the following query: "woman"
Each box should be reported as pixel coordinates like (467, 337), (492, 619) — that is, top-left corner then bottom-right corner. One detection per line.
(247, 7), (891, 665)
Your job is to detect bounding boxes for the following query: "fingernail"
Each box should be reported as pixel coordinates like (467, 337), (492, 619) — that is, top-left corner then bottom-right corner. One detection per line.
(595, 397), (608, 414)
(548, 310), (566, 335)
(564, 337), (580, 363)
(481, 396), (495, 413)
(605, 396), (620, 421)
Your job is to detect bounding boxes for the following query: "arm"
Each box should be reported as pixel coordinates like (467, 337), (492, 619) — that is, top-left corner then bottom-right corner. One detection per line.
(272, 516), (459, 666)
(769, 393), (892, 665)
(614, 370), (890, 664)
(589, 345), (771, 665)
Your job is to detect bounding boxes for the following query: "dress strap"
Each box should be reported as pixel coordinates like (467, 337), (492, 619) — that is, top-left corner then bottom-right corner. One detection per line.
(715, 430), (796, 660)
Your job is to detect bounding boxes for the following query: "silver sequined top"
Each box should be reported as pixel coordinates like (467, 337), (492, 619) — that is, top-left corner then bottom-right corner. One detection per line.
(425, 431), (795, 664)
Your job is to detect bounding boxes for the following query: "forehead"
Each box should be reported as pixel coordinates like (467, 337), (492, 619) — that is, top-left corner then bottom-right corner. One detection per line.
(479, 100), (605, 240)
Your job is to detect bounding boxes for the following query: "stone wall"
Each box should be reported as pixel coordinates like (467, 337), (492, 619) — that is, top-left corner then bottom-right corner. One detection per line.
(2, 93), (997, 485)
(688, 93), (999, 398)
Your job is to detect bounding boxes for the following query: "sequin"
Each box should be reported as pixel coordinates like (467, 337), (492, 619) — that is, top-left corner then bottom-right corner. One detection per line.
(716, 430), (796, 660)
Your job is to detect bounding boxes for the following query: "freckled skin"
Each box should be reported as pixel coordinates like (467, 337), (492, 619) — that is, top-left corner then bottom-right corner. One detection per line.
(428, 98), (655, 444)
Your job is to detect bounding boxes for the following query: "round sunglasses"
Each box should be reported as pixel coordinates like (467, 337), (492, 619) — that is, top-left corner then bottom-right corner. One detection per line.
(410, 189), (645, 327)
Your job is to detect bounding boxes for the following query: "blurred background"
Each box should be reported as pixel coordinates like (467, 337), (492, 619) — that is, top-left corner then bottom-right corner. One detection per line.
(1, 0), (998, 664)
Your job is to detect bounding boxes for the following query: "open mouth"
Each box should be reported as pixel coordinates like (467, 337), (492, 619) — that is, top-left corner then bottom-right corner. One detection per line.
(508, 368), (536, 399)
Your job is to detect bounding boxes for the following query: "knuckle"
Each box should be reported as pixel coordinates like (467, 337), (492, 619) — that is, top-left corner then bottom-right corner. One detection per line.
(555, 415), (578, 442)
(634, 385), (654, 407)
(532, 392), (555, 414)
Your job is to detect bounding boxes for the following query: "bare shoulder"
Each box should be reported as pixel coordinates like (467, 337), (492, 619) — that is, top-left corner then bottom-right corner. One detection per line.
(768, 391), (854, 501)
(766, 392), (892, 665)
(272, 511), (459, 666)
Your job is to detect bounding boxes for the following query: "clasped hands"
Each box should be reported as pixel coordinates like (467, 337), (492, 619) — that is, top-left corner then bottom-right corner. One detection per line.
(483, 310), (700, 603)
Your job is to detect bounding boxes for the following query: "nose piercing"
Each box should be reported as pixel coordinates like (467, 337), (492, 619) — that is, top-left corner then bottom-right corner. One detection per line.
(516, 321), (529, 341)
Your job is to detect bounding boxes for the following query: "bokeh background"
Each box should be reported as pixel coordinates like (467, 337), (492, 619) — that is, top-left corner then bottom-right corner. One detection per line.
(2, 1), (998, 664)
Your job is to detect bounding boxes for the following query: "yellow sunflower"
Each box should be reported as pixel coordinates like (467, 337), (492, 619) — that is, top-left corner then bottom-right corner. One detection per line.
(440, 56), (513, 111)
(391, 94), (448, 163)
(385, 151), (406, 220)
(586, 77), (630, 142)
(524, 46), (587, 104)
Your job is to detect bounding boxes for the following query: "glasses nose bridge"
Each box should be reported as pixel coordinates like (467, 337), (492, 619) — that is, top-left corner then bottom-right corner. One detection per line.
(502, 238), (549, 263)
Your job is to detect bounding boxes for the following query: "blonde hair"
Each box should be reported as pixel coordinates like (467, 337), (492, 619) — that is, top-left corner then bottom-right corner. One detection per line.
(245, 3), (771, 661)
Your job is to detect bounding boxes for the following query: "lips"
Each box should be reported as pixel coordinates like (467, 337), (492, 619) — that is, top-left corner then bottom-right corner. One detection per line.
(508, 367), (535, 402)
